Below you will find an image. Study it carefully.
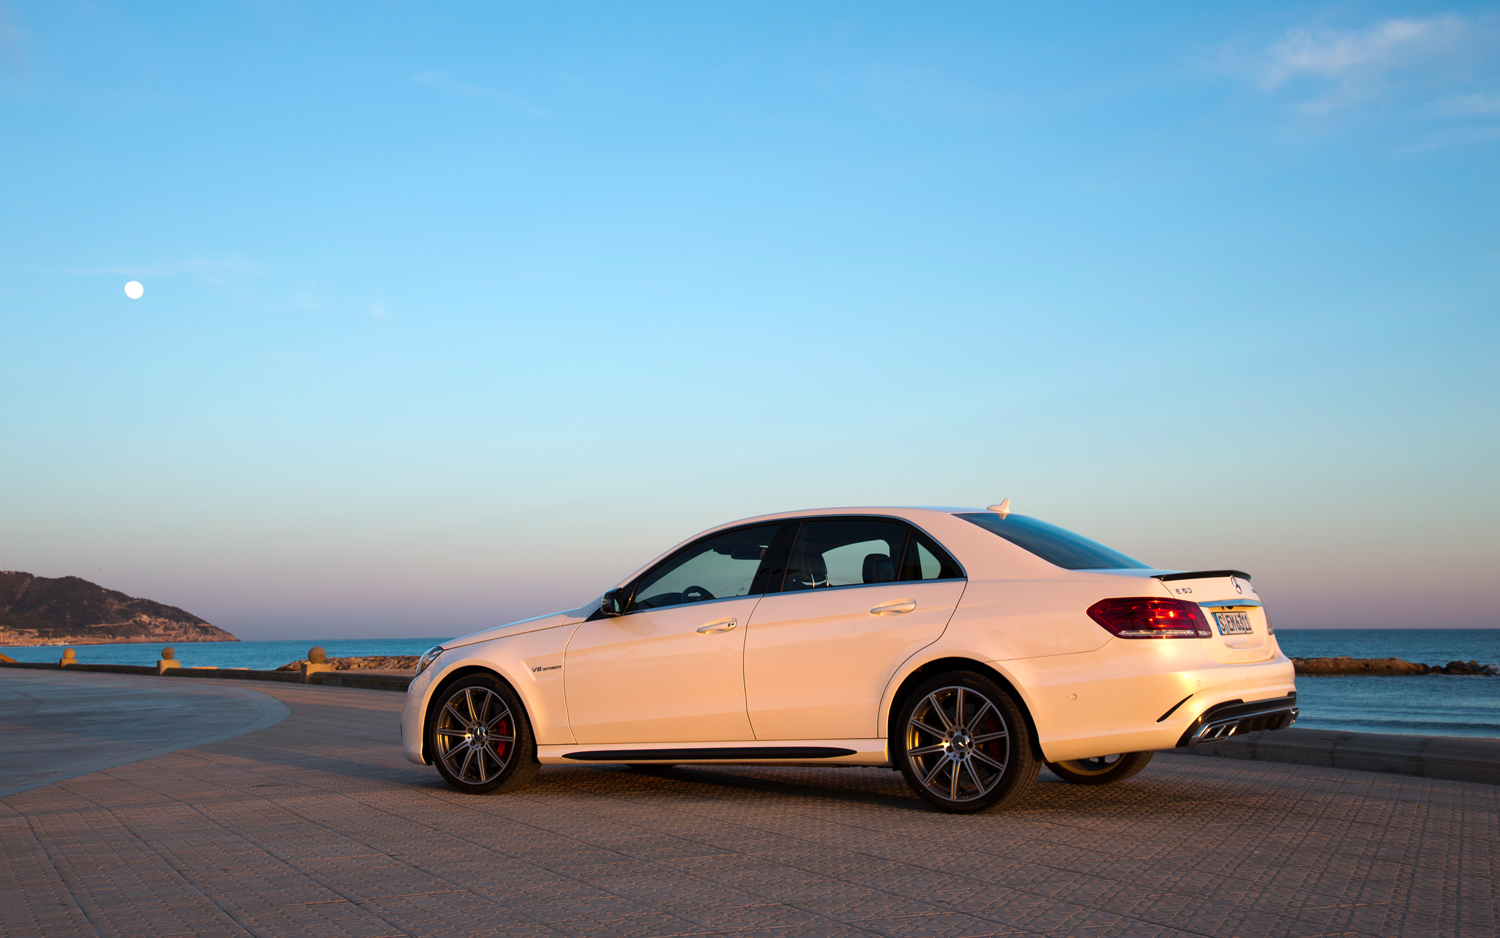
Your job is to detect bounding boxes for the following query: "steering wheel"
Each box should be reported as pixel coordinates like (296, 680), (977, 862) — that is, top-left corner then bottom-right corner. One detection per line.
(681, 585), (716, 603)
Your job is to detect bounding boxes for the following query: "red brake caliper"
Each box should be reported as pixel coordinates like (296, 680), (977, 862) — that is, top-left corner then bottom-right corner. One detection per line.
(494, 716), (510, 760)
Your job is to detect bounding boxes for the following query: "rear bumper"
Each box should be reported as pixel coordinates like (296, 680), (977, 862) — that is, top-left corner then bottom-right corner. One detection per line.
(1177, 692), (1298, 747)
(1000, 641), (1297, 763)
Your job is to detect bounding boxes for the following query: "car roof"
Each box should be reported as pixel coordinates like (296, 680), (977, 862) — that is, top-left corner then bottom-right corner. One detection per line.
(617, 506), (1078, 587)
(724, 506), (983, 525)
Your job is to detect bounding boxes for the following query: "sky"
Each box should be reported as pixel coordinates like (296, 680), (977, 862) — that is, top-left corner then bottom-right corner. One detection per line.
(1, 2), (1497, 638)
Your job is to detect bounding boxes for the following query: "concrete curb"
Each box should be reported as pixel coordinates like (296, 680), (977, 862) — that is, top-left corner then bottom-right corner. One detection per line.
(319, 672), (413, 691)
(1, 661), (162, 676)
(0, 660), (411, 690)
(0, 661), (305, 682)
(164, 667), (304, 684)
(1164, 726), (1500, 785)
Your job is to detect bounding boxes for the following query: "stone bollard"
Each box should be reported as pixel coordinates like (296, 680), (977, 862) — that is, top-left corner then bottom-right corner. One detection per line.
(300, 646), (332, 683)
(59, 647), (77, 667)
(158, 646), (180, 675)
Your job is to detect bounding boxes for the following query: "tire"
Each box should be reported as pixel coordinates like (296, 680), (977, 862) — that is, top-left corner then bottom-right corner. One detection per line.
(894, 671), (1039, 813)
(1046, 751), (1154, 786)
(427, 674), (539, 795)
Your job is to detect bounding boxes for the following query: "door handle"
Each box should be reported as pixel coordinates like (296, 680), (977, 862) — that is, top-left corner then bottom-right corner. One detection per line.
(696, 618), (738, 634)
(870, 600), (917, 615)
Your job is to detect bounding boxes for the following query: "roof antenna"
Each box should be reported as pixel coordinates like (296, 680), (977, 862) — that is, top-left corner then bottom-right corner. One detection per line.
(987, 498), (1011, 518)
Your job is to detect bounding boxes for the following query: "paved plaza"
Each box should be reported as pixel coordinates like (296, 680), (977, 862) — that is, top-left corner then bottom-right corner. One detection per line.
(1, 669), (1495, 938)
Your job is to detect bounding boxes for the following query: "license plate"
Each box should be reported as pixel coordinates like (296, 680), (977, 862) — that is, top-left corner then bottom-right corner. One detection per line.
(1214, 611), (1254, 635)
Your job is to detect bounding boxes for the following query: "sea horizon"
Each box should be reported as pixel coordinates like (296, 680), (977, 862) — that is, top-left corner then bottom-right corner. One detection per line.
(0, 637), (450, 672)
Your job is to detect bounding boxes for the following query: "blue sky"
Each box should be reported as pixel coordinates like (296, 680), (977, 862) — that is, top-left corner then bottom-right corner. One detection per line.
(2, 2), (1496, 638)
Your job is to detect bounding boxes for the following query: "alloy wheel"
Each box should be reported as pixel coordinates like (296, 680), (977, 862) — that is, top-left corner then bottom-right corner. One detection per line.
(434, 685), (516, 785)
(905, 684), (1010, 803)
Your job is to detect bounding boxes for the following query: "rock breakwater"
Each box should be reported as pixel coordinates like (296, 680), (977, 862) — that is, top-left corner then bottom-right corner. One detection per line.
(277, 655), (418, 672)
(1293, 656), (1497, 676)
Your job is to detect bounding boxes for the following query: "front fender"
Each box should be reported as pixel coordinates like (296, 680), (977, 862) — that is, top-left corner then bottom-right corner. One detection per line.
(401, 623), (581, 766)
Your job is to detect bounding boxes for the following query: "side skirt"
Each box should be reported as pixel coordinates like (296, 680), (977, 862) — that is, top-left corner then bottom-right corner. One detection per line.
(538, 739), (891, 766)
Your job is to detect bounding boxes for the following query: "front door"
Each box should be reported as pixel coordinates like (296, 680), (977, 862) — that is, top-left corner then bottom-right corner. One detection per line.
(564, 523), (785, 744)
(743, 518), (966, 740)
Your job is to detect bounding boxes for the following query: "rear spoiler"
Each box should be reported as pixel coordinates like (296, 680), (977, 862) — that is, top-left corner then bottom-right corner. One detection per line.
(1154, 569), (1251, 582)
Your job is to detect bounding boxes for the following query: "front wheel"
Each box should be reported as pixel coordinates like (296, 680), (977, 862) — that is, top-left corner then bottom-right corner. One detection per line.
(427, 674), (539, 795)
(1046, 751), (1154, 786)
(894, 671), (1039, 813)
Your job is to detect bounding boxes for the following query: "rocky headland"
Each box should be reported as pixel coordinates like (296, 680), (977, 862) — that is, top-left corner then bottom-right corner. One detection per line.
(0, 571), (236, 646)
(1292, 656), (1497, 676)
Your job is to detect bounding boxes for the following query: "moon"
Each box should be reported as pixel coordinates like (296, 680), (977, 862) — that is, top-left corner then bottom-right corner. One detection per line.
(124, 281), (144, 299)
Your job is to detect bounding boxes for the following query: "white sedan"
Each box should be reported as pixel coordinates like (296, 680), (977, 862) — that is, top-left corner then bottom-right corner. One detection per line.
(402, 505), (1297, 813)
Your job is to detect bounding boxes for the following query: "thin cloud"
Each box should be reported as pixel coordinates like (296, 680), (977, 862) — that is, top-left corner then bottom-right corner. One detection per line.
(64, 256), (262, 278)
(1400, 123), (1500, 153)
(0, 1), (29, 78)
(1431, 91), (1500, 115)
(410, 70), (548, 116)
(1259, 17), (1467, 89)
(1220, 15), (1486, 115)
(412, 70), (492, 100)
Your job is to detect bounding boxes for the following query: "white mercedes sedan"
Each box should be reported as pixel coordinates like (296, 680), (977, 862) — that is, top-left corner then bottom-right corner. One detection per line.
(402, 505), (1297, 813)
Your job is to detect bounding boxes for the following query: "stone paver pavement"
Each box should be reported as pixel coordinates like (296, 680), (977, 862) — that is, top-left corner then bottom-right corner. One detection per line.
(0, 671), (1495, 938)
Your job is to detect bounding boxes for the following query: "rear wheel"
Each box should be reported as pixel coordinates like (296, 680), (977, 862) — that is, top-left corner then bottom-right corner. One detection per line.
(894, 671), (1038, 813)
(1046, 751), (1154, 785)
(428, 674), (539, 795)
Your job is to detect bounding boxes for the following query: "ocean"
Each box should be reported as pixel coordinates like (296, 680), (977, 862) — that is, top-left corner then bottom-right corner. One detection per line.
(1274, 629), (1499, 739)
(0, 638), (448, 672)
(4, 628), (1497, 740)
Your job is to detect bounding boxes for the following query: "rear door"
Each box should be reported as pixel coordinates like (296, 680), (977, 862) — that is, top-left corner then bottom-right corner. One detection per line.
(743, 517), (966, 740)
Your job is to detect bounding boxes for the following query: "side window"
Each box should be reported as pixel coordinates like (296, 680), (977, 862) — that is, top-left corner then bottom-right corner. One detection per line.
(779, 519), (911, 592)
(899, 530), (964, 581)
(628, 524), (782, 611)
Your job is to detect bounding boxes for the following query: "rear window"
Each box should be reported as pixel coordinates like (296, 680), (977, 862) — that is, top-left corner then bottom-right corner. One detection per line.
(955, 512), (1149, 570)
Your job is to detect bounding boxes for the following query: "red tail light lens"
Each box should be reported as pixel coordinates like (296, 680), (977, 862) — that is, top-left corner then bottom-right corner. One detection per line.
(1087, 597), (1211, 639)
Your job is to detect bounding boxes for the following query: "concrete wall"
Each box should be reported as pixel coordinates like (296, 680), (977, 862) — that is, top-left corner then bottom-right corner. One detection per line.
(1164, 727), (1500, 785)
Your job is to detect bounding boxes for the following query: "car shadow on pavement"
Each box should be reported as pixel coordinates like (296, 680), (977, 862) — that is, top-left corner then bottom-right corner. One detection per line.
(523, 762), (1290, 821)
(533, 763), (935, 812)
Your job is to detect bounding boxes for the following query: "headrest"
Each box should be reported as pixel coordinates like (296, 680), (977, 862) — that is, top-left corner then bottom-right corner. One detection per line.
(786, 548), (828, 589)
(862, 553), (895, 584)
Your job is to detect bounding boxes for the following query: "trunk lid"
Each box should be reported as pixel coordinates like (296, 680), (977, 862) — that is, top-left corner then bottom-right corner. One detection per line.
(1155, 570), (1276, 662)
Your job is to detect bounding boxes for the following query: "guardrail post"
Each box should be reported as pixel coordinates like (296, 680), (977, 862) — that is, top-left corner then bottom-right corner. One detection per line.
(157, 646), (180, 675)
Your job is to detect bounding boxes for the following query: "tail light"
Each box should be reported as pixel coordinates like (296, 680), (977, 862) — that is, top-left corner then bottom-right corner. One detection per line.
(1088, 597), (1211, 639)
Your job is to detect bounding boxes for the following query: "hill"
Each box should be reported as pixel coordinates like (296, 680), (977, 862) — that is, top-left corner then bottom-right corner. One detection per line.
(0, 571), (237, 646)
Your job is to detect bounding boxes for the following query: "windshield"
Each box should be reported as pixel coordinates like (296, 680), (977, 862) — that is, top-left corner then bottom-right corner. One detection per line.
(955, 512), (1150, 570)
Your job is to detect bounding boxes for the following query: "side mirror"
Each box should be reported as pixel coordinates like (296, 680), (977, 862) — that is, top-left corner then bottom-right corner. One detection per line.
(600, 588), (627, 617)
